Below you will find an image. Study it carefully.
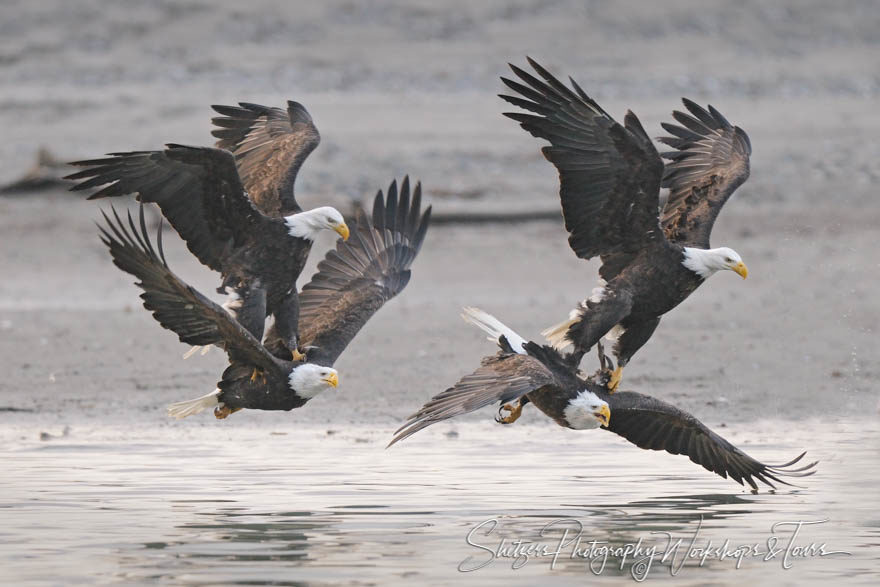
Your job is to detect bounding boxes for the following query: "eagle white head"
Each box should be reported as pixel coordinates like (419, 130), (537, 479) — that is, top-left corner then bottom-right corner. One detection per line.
(682, 247), (748, 279)
(285, 206), (350, 241)
(289, 363), (339, 399)
(564, 391), (611, 430)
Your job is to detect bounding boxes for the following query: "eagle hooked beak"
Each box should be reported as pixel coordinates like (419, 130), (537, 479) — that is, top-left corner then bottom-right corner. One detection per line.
(323, 372), (339, 388)
(731, 261), (748, 279)
(333, 223), (350, 241)
(594, 404), (611, 428)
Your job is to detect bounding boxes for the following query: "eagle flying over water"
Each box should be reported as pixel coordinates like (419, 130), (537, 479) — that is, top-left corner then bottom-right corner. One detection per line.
(501, 58), (752, 391)
(391, 308), (816, 491)
(99, 178), (430, 419)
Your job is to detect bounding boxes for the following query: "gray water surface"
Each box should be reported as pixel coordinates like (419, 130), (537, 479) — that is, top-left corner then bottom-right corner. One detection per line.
(2, 419), (877, 585)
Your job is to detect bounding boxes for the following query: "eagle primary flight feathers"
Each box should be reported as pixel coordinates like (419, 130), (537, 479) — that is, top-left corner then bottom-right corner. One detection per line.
(501, 58), (752, 390)
(67, 142), (349, 356)
(392, 309), (815, 491)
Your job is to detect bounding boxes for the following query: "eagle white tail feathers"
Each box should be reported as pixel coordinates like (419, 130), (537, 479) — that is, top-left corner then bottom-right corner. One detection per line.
(542, 311), (578, 350)
(544, 282), (607, 349)
(167, 389), (220, 419)
(181, 345), (212, 360)
(461, 307), (528, 354)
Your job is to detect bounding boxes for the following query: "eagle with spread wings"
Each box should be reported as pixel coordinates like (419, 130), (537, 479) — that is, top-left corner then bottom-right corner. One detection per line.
(501, 58), (752, 391)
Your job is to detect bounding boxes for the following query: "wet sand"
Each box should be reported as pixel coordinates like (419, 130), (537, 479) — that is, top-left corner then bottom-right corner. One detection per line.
(1, 189), (877, 434)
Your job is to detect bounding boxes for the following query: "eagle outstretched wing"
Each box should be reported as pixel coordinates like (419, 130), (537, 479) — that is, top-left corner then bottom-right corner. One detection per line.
(68, 145), (268, 273)
(211, 100), (321, 216)
(604, 390), (817, 490)
(389, 348), (558, 447)
(500, 57), (666, 278)
(658, 99), (752, 248)
(287, 177), (431, 367)
(98, 205), (281, 375)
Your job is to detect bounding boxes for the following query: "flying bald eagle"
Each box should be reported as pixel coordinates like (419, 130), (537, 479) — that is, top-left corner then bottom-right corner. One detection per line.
(271, 177), (431, 368)
(66, 143), (350, 366)
(390, 308), (816, 491)
(99, 178), (430, 419)
(210, 100), (321, 217)
(500, 58), (752, 391)
(99, 205), (339, 418)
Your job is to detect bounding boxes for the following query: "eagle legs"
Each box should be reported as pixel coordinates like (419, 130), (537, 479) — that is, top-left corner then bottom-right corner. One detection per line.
(606, 366), (623, 392)
(249, 368), (267, 385)
(596, 340), (621, 392)
(496, 396), (531, 425)
(230, 282), (269, 384)
(214, 405), (242, 419)
(233, 282), (268, 341)
(606, 316), (662, 392)
(272, 289), (302, 360)
(564, 289), (633, 370)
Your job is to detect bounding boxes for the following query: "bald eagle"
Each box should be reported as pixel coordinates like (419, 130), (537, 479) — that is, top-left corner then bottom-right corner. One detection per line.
(99, 178), (429, 418)
(67, 142), (349, 363)
(391, 308), (816, 491)
(501, 58), (752, 391)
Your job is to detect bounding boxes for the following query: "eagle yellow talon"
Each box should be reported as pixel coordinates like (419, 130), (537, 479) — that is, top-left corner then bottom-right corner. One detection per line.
(250, 368), (267, 385)
(214, 405), (241, 419)
(607, 366), (623, 393)
(498, 401), (523, 424)
(291, 348), (306, 362)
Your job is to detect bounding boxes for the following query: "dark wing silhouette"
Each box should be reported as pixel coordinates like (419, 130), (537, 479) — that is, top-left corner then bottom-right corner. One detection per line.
(658, 99), (752, 248)
(98, 205), (282, 375)
(293, 177), (431, 366)
(604, 391), (817, 490)
(68, 145), (267, 273)
(500, 57), (666, 280)
(389, 346), (557, 447)
(211, 101), (320, 216)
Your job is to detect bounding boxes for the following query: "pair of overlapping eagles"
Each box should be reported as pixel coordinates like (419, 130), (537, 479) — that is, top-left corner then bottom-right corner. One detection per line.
(67, 59), (815, 490)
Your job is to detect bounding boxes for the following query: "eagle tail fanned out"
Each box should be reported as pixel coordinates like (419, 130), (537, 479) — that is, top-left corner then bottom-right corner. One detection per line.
(461, 307), (528, 354)
(167, 389), (220, 419)
(541, 309), (579, 350)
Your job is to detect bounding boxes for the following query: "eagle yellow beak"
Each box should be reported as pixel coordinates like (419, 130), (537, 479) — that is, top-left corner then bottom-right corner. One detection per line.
(323, 372), (339, 388)
(594, 404), (611, 427)
(333, 223), (350, 241)
(732, 261), (748, 279)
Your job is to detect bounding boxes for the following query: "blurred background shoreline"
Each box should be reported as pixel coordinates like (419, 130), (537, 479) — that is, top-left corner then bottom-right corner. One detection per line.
(2, 0), (878, 432)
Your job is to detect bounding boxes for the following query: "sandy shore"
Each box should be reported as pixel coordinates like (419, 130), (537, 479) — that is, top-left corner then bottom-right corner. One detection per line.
(1, 188), (877, 440)
(1, 0), (878, 439)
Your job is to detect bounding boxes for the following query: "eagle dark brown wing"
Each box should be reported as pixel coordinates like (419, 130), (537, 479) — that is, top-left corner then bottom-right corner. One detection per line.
(500, 58), (666, 275)
(98, 205), (282, 375)
(292, 177), (431, 367)
(603, 391), (817, 490)
(211, 101), (320, 216)
(658, 99), (752, 248)
(389, 349), (558, 447)
(68, 145), (267, 273)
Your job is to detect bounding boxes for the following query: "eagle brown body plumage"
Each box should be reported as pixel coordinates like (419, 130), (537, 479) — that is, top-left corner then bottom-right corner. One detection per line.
(67, 101), (344, 352)
(98, 206), (316, 412)
(501, 59), (752, 379)
(98, 179), (430, 413)
(392, 311), (816, 491)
